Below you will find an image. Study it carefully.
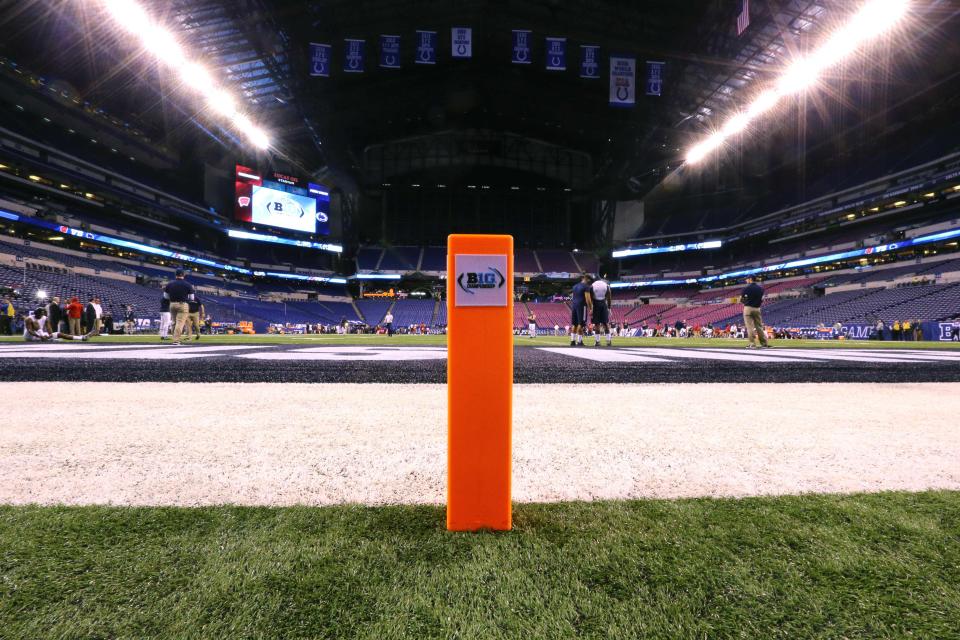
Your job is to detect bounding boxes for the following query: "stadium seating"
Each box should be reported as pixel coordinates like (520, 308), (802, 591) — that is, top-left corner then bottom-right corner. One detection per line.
(525, 302), (570, 330)
(514, 303), (531, 330)
(420, 247), (446, 271)
(356, 247), (383, 271)
(573, 253), (599, 275)
(536, 250), (579, 273)
(355, 299), (392, 324)
(390, 299), (436, 327)
(514, 249), (539, 273)
(624, 303), (676, 325)
(378, 247), (421, 271)
(434, 300), (447, 327)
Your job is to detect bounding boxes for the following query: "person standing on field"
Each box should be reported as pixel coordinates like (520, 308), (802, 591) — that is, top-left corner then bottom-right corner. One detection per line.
(590, 274), (612, 346)
(66, 297), (83, 336)
(163, 269), (195, 346)
(184, 295), (203, 341)
(383, 310), (394, 336)
(741, 276), (769, 349)
(159, 295), (172, 341)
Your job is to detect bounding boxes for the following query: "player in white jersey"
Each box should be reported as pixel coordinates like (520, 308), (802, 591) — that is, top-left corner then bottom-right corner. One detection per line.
(23, 308), (89, 342)
(590, 274), (613, 346)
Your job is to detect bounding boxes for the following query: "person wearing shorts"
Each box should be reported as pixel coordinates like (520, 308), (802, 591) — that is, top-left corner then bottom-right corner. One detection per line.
(590, 275), (612, 347)
(570, 274), (592, 346)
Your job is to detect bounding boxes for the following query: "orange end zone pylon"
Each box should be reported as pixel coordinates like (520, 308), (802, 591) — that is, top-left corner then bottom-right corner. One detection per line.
(446, 234), (513, 531)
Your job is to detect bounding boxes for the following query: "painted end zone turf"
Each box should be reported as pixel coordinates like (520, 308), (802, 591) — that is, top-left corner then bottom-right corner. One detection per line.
(2, 382), (959, 506)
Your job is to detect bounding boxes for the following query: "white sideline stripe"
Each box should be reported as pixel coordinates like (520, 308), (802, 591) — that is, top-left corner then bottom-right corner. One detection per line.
(0, 346), (264, 359)
(696, 348), (938, 364)
(0, 343), (168, 351)
(238, 346), (447, 361)
(626, 348), (801, 363)
(830, 351), (960, 362)
(2, 382), (958, 506)
(857, 350), (960, 359)
(893, 349), (960, 353)
(538, 347), (672, 362)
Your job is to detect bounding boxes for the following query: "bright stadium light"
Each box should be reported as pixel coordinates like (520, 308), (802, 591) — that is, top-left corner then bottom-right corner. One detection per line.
(179, 63), (212, 91)
(685, 0), (909, 165)
(745, 90), (780, 119)
(207, 89), (237, 117)
(97, 0), (273, 152)
(249, 127), (271, 150)
(142, 28), (185, 65)
(102, 0), (150, 33)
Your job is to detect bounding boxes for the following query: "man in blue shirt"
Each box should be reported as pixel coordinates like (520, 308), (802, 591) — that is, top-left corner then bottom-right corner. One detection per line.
(163, 269), (195, 345)
(741, 276), (769, 349)
(570, 274), (593, 346)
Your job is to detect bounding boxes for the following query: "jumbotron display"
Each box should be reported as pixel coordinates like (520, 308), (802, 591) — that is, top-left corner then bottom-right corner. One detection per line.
(234, 165), (330, 235)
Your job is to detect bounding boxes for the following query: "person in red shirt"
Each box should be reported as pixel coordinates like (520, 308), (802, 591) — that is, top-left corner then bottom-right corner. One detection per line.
(66, 297), (83, 336)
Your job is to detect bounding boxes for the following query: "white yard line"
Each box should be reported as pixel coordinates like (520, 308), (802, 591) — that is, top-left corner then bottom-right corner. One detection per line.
(537, 347), (672, 362)
(2, 382), (958, 506)
(0, 345), (265, 359)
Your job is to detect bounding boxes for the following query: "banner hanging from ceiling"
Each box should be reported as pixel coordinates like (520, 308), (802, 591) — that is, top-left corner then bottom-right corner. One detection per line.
(309, 43), (331, 77)
(452, 27), (472, 58)
(380, 35), (401, 69)
(609, 55), (636, 107)
(579, 45), (600, 79)
(343, 39), (365, 73)
(511, 30), (532, 64)
(646, 60), (665, 96)
(416, 30), (437, 64)
(545, 37), (566, 71)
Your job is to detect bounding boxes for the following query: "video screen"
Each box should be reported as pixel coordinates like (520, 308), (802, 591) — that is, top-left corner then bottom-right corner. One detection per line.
(251, 184), (317, 234)
(235, 166), (330, 235)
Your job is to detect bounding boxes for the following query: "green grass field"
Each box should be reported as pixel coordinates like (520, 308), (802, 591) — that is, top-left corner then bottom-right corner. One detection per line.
(2, 332), (958, 349)
(2, 492), (958, 639)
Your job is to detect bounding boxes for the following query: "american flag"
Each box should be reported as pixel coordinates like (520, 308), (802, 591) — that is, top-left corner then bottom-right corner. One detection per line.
(737, 0), (751, 36)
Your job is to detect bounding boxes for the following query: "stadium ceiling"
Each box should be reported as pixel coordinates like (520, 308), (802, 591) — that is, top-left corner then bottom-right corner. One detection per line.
(7, 0), (950, 198)
(265, 0), (838, 194)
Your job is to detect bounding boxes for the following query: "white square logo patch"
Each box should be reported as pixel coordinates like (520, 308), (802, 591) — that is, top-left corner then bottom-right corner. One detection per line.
(454, 254), (508, 307)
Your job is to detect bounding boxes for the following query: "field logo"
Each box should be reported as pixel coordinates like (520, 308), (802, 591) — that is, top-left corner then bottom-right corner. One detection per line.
(454, 254), (508, 307)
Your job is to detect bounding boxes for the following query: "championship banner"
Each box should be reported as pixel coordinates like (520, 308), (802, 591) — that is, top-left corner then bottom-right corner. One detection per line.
(511, 30), (532, 64)
(309, 43), (331, 77)
(343, 39), (365, 73)
(380, 35), (401, 69)
(609, 55), (636, 107)
(545, 37), (566, 71)
(415, 30), (437, 64)
(646, 60), (665, 96)
(452, 27), (472, 58)
(580, 45), (600, 79)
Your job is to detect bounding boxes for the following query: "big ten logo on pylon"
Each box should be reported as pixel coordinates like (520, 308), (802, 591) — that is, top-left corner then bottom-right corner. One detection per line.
(454, 255), (508, 307)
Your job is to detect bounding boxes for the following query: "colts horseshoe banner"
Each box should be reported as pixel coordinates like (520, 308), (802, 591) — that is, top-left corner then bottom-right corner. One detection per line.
(379, 35), (401, 69)
(512, 30), (532, 64)
(309, 43), (330, 77)
(609, 55), (636, 107)
(343, 38), (365, 73)
(545, 37), (566, 71)
(415, 30), (437, 64)
(451, 27), (472, 58)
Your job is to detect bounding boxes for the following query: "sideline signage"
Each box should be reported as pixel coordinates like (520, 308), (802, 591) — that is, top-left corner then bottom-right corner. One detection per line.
(446, 235), (513, 531)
